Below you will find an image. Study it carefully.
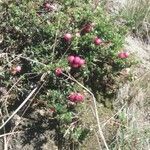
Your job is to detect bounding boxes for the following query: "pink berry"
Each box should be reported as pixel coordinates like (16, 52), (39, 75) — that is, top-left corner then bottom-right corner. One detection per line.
(94, 37), (102, 45)
(73, 56), (81, 64)
(15, 66), (21, 72)
(68, 93), (76, 102)
(124, 52), (129, 58)
(118, 52), (125, 59)
(118, 52), (129, 59)
(68, 93), (84, 103)
(64, 33), (72, 41)
(68, 55), (75, 63)
(78, 59), (85, 66)
(71, 63), (80, 68)
(75, 93), (84, 102)
(68, 55), (85, 68)
(55, 68), (62, 76)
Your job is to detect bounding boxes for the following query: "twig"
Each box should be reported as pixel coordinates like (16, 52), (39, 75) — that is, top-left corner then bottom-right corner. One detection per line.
(0, 87), (38, 130)
(6, 82), (45, 145)
(102, 102), (127, 128)
(0, 131), (23, 138)
(62, 73), (109, 150)
(94, 129), (102, 150)
(63, 121), (77, 138)
(20, 56), (47, 67)
(2, 54), (22, 70)
(0, 110), (8, 150)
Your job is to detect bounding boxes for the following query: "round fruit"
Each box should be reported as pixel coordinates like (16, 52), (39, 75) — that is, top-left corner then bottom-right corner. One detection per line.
(75, 93), (84, 102)
(55, 68), (62, 76)
(68, 93), (84, 103)
(73, 56), (81, 64)
(71, 63), (80, 68)
(124, 52), (129, 58)
(64, 33), (72, 41)
(78, 59), (85, 66)
(94, 37), (102, 45)
(68, 93), (76, 102)
(68, 55), (75, 63)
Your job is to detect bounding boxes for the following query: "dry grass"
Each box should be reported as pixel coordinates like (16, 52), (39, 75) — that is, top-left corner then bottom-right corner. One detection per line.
(120, 0), (150, 42)
(112, 72), (150, 150)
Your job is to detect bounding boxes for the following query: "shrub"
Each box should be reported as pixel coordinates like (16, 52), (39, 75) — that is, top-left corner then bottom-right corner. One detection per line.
(0, 0), (133, 147)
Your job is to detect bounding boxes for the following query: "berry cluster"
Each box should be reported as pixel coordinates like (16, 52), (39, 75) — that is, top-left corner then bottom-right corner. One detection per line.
(54, 22), (130, 103)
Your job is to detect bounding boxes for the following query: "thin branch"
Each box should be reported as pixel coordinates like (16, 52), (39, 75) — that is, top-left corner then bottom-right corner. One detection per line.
(62, 73), (110, 150)
(0, 110), (8, 150)
(0, 87), (38, 130)
(0, 131), (23, 138)
(6, 82), (45, 145)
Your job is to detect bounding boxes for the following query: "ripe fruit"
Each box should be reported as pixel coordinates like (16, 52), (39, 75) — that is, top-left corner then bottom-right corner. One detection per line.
(68, 55), (85, 68)
(118, 52), (125, 58)
(68, 93), (76, 102)
(68, 93), (84, 103)
(94, 37), (102, 45)
(55, 68), (62, 76)
(124, 52), (129, 58)
(73, 56), (81, 64)
(78, 59), (85, 66)
(118, 52), (129, 59)
(68, 55), (75, 63)
(71, 63), (79, 68)
(64, 33), (72, 42)
(75, 93), (84, 102)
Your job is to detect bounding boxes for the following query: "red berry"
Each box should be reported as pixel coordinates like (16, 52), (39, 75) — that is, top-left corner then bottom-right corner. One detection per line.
(124, 52), (129, 58)
(78, 59), (85, 66)
(73, 56), (81, 64)
(55, 68), (62, 76)
(15, 66), (21, 72)
(71, 63), (80, 68)
(118, 52), (125, 59)
(68, 93), (76, 102)
(68, 93), (84, 103)
(68, 55), (85, 68)
(118, 52), (129, 59)
(64, 33), (72, 42)
(94, 37), (102, 45)
(68, 55), (75, 63)
(75, 93), (84, 102)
